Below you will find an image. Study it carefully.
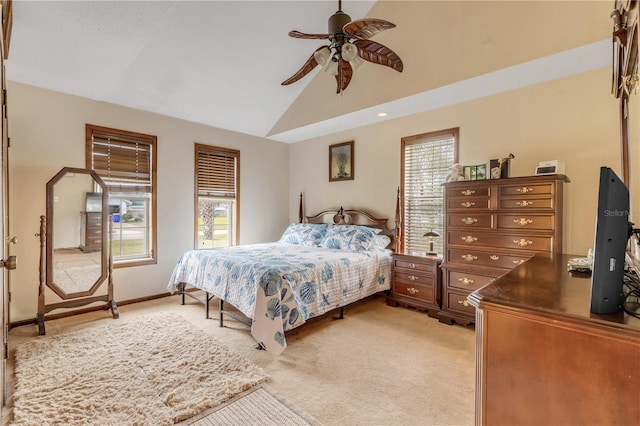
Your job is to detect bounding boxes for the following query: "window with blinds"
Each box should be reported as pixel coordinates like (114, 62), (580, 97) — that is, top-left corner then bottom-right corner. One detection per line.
(401, 128), (458, 255)
(86, 124), (157, 266)
(195, 144), (239, 249)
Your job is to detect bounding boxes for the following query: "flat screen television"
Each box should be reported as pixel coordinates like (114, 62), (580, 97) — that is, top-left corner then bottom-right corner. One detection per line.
(590, 166), (630, 314)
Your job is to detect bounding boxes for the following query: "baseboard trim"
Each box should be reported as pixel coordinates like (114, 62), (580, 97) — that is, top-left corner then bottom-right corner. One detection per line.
(10, 291), (181, 329)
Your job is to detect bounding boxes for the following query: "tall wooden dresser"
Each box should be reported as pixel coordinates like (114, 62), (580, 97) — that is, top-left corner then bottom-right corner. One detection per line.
(438, 174), (569, 325)
(80, 211), (102, 252)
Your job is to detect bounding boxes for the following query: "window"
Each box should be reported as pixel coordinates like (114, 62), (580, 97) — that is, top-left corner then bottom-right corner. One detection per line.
(86, 124), (157, 267)
(401, 128), (458, 255)
(195, 144), (239, 249)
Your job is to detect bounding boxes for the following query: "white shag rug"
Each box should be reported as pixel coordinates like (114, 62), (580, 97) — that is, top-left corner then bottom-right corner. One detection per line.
(12, 312), (268, 425)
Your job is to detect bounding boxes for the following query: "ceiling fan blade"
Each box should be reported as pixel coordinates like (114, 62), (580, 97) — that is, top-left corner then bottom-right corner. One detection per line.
(354, 39), (403, 72)
(335, 60), (353, 93)
(288, 30), (331, 40)
(343, 19), (396, 40)
(281, 46), (328, 86)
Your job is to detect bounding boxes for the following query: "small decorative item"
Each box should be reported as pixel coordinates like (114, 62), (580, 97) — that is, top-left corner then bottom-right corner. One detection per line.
(329, 141), (354, 182)
(470, 166), (477, 180)
(463, 166), (472, 181)
(446, 163), (465, 182)
(490, 153), (515, 179)
(423, 229), (441, 256)
(476, 164), (487, 180)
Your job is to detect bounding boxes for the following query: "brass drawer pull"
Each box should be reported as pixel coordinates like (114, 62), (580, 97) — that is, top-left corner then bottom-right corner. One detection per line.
(516, 200), (533, 207)
(461, 202), (475, 208)
(458, 300), (470, 307)
(516, 186), (534, 193)
(462, 254), (477, 262)
(407, 287), (419, 295)
(461, 189), (476, 196)
(513, 218), (533, 226)
(461, 235), (478, 243)
(458, 277), (475, 285)
(408, 275), (419, 281)
(513, 239), (533, 247)
(461, 217), (478, 225)
(513, 259), (526, 266)
(490, 255), (500, 260)
(409, 263), (418, 268)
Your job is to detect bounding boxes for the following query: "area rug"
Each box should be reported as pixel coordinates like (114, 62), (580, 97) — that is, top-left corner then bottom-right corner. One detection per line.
(178, 384), (321, 426)
(12, 312), (267, 425)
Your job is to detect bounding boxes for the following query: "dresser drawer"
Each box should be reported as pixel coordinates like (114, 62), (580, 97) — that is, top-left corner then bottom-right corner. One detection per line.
(446, 185), (490, 199)
(86, 213), (102, 228)
(394, 258), (437, 275)
(447, 270), (496, 291)
(392, 281), (434, 303)
(500, 182), (554, 197)
(445, 291), (476, 316)
(447, 197), (491, 211)
(447, 248), (532, 269)
(86, 228), (103, 239)
(447, 213), (493, 229)
(447, 230), (553, 252)
(500, 197), (554, 210)
(496, 214), (555, 231)
(394, 269), (433, 284)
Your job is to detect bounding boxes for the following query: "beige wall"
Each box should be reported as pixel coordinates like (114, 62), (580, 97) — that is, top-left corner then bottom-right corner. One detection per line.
(8, 81), (290, 322)
(290, 67), (638, 257)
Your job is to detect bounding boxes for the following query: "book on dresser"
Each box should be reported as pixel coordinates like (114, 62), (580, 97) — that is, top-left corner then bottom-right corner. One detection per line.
(439, 174), (569, 326)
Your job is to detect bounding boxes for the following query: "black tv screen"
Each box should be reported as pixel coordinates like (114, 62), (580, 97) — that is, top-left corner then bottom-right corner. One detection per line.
(589, 166), (629, 314)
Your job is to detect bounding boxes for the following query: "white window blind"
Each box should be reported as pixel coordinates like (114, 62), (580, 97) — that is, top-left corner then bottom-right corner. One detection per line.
(402, 129), (457, 255)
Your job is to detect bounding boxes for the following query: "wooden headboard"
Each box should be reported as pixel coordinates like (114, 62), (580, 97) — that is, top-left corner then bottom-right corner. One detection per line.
(298, 192), (400, 251)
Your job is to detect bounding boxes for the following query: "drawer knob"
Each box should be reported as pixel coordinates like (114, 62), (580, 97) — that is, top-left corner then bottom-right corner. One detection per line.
(458, 300), (470, 307)
(516, 200), (534, 207)
(461, 235), (478, 243)
(461, 189), (476, 196)
(516, 186), (534, 193)
(458, 277), (475, 285)
(513, 218), (533, 226)
(461, 217), (478, 225)
(490, 255), (500, 260)
(408, 275), (419, 281)
(461, 202), (475, 208)
(513, 238), (533, 247)
(513, 259), (526, 266)
(407, 287), (419, 295)
(461, 254), (477, 262)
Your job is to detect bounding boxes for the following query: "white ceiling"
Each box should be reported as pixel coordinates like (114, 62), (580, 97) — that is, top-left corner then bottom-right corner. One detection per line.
(6, 1), (612, 144)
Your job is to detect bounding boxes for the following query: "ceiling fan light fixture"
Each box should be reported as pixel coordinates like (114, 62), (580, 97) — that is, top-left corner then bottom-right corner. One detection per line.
(324, 59), (339, 76)
(313, 46), (331, 66)
(341, 42), (358, 61)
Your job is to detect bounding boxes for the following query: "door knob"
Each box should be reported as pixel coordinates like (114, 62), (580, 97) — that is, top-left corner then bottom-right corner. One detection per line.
(0, 256), (16, 270)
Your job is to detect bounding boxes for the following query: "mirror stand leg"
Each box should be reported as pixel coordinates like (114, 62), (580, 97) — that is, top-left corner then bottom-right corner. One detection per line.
(36, 313), (45, 336)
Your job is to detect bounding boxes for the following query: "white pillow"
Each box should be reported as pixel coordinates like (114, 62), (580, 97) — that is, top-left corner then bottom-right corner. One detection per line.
(318, 225), (378, 252)
(279, 223), (328, 246)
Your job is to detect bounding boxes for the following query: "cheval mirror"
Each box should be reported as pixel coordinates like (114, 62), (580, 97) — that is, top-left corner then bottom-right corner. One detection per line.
(37, 167), (118, 335)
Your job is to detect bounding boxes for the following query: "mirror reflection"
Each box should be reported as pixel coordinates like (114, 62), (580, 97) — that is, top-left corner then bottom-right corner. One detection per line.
(49, 170), (105, 297)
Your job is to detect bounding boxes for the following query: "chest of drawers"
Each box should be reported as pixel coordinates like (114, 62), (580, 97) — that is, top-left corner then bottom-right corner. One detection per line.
(439, 174), (568, 325)
(80, 211), (102, 253)
(387, 253), (442, 317)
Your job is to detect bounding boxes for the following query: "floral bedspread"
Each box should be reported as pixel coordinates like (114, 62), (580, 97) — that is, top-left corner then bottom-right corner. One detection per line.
(167, 242), (392, 355)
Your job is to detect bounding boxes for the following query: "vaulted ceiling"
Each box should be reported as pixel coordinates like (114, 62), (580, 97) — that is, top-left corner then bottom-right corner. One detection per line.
(7, 1), (613, 143)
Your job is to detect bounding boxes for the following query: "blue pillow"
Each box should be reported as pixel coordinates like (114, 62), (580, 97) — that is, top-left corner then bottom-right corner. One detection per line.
(279, 223), (328, 246)
(318, 225), (378, 252)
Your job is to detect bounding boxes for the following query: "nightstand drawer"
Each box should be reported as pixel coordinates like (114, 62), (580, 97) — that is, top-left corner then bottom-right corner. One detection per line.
(393, 281), (434, 303)
(394, 258), (437, 275)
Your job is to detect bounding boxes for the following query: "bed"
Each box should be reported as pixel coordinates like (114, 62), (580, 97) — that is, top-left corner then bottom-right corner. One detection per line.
(168, 196), (398, 355)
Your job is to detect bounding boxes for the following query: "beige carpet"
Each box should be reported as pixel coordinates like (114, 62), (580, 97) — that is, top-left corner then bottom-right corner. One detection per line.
(178, 384), (321, 426)
(11, 312), (268, 425)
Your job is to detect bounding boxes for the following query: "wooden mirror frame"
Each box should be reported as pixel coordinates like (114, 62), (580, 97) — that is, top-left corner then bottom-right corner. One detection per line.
(37, 167), (118, 335)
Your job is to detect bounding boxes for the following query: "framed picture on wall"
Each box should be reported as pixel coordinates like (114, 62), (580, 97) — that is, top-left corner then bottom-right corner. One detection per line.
(329, 141), (354, 182)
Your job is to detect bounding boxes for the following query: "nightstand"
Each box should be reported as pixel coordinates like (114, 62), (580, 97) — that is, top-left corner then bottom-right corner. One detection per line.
(387, 252), (442, 317)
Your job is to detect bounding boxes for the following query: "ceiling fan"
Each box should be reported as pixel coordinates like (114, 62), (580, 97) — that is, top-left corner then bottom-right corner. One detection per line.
(281, 0), (403, 93)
